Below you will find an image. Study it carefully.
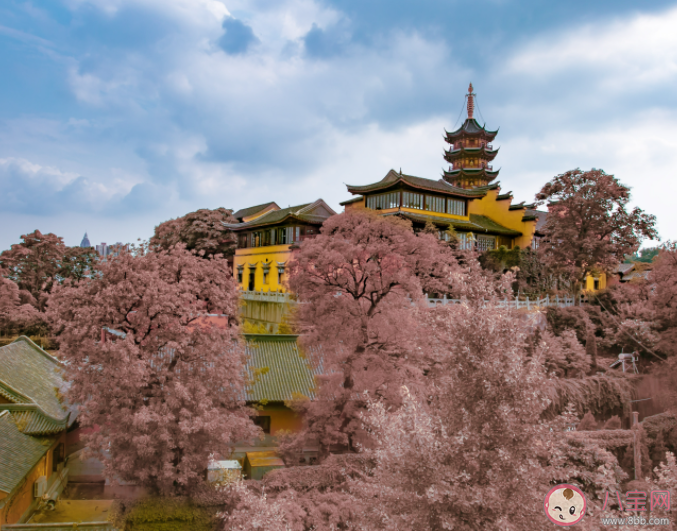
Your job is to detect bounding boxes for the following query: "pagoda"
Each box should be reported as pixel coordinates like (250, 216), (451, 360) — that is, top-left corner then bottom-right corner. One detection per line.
(443, 83), (500, 189)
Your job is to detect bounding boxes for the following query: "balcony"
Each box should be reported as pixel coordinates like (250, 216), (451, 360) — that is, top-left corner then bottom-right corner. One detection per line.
(240, 290), (296, 304)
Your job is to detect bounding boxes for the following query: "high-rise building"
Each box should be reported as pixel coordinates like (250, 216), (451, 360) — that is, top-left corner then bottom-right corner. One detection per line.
(95, 243), (108, 257)
(80, 233), (92, 248)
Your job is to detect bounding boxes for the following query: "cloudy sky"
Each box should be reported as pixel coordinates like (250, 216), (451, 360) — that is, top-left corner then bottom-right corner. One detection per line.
(2, 0), (676, 251)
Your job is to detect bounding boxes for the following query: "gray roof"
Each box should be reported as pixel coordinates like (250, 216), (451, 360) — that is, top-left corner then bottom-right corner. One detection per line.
(233, 202), (279, 221)
(615, 263), (636, 275)
(0, 411), (54, 494)
(0, 337), (71, 435)
(223, 200), (336, 231)
(346, 170), (495, 197)
(244, 335), (321, 402)
(384, 211), (522, 237)
(523, 209), (548, 232)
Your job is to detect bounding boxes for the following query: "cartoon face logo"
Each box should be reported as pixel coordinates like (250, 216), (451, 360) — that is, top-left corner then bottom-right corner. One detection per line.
(544, 484), (586, 526)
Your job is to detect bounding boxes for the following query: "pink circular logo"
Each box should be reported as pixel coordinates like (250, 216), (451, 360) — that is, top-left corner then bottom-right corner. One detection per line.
(544, 484), (587, 526)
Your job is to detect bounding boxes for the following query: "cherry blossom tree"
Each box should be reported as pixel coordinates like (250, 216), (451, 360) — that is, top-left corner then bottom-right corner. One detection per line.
(283, 211), (460, 458)
(536, 169), (657, 288)
(0, 230), (97, 311)
(47, 244), (258, 494)
(343, 302), (551, 530)
(0, 277), (46, 336)
(151, 207), (238, 259)
(0, 230), (66, 309)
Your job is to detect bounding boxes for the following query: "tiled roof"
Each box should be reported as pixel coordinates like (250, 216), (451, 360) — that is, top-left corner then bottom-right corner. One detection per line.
(445, 118), (499, 140)
(0, 337), (71, 435)
(524, 209), (548, 232)
(223, 200), (336, 231)
(615, 263), (636, 275)
(0, 337), (66, 419)
(469, 214), (523, 237)
(0, 411), (54, 494)
(244, 335), (320, 402)
(339, 196), (364, 206)
(383, 211), (522, 237)
(346, 170), (493, 197)
(443, 167), (500, 180)
(383, 211), (484, 232)
(233, 202), (279, 221)
(623, 271), (651, 281)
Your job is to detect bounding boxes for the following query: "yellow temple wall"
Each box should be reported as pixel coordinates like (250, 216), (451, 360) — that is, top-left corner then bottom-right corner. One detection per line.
(234, 245), (293, 292)
(585, 272), (607, 292)
(257, 404), (304, 435)
(0, 434), (65, 526)
(467, 189), (537, 248)
(344, 198), (366, 211)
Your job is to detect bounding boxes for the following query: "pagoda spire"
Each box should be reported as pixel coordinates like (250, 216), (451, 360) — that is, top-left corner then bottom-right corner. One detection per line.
(442, 84), (500, 189)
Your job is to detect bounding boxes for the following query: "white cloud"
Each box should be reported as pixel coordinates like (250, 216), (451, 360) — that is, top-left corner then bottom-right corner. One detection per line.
(66, 0), (229, 22)
(507, 6), (677, 89)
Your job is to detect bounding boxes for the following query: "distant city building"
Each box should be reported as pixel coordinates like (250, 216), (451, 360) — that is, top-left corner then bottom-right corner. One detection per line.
(80, 232), (91, 248)
(95, 242), (108, 257)
(95, 242), (128, 259)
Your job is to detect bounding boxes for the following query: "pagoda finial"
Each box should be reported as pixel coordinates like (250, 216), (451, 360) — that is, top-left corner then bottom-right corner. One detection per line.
(467, 83), (475, 120)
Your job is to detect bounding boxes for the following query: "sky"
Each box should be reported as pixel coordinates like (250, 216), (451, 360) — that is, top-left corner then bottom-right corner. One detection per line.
(2, 0), (677, 251)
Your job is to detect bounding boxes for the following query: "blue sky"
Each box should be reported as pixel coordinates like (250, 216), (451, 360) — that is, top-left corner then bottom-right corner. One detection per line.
(2, 0), (677, 250)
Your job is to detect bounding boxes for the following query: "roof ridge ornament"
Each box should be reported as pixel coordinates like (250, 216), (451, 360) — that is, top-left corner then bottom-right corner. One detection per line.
(467, 83), (475, 120)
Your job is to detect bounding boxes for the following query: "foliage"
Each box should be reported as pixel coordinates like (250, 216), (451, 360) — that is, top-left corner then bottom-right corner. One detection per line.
(536, 168), (658, 286)
(277, 305), (297, 335)
(647, 243), (677, 358)
(60, 245), (99, 282)
(47, 243), (258, 495)
(538, 329), (589, 378)
(603, 415), (622, 430)
(0, 277), (48, 336)
(577, 411), (599, 431)
(221, 480), (360, 531)
(546, 306), (593, 343)
(586, 329), (598, 371)
(0, 230), (66, 310)
(242, 320), (268, 334)
(0, 230), (98, 318)
(479, 246), (560, 295)
(629, 246), (660, 263)
(151, 208), (238, 259)
(113, 497), (215, 531)
(651, 451), (677, 496)
(652, 430), (669, 465)
(541, 375), (634, 419)
(285, 211), (461, 457)
(546, 406), (627, 504)
(344, 303), (551, 531)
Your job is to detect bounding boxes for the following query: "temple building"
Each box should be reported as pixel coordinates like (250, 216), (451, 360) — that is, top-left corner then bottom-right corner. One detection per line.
(224, 199), (336, 293)
(342, 84), (543, 252)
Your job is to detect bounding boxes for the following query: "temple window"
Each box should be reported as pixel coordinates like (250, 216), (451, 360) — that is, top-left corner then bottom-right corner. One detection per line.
(458, 232), (475, 250)
(366, 192), (399, 210)
(425, 195), (445, 213)
(402, 192), (424, 210)
(476, 235), (496, 252)
(447, 198), (465, 216)
(237, 265), (244, 284)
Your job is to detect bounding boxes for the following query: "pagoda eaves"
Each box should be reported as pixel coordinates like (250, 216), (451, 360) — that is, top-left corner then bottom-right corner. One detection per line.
(444, 145), (499, 164)
(445, 118), (498, 143)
